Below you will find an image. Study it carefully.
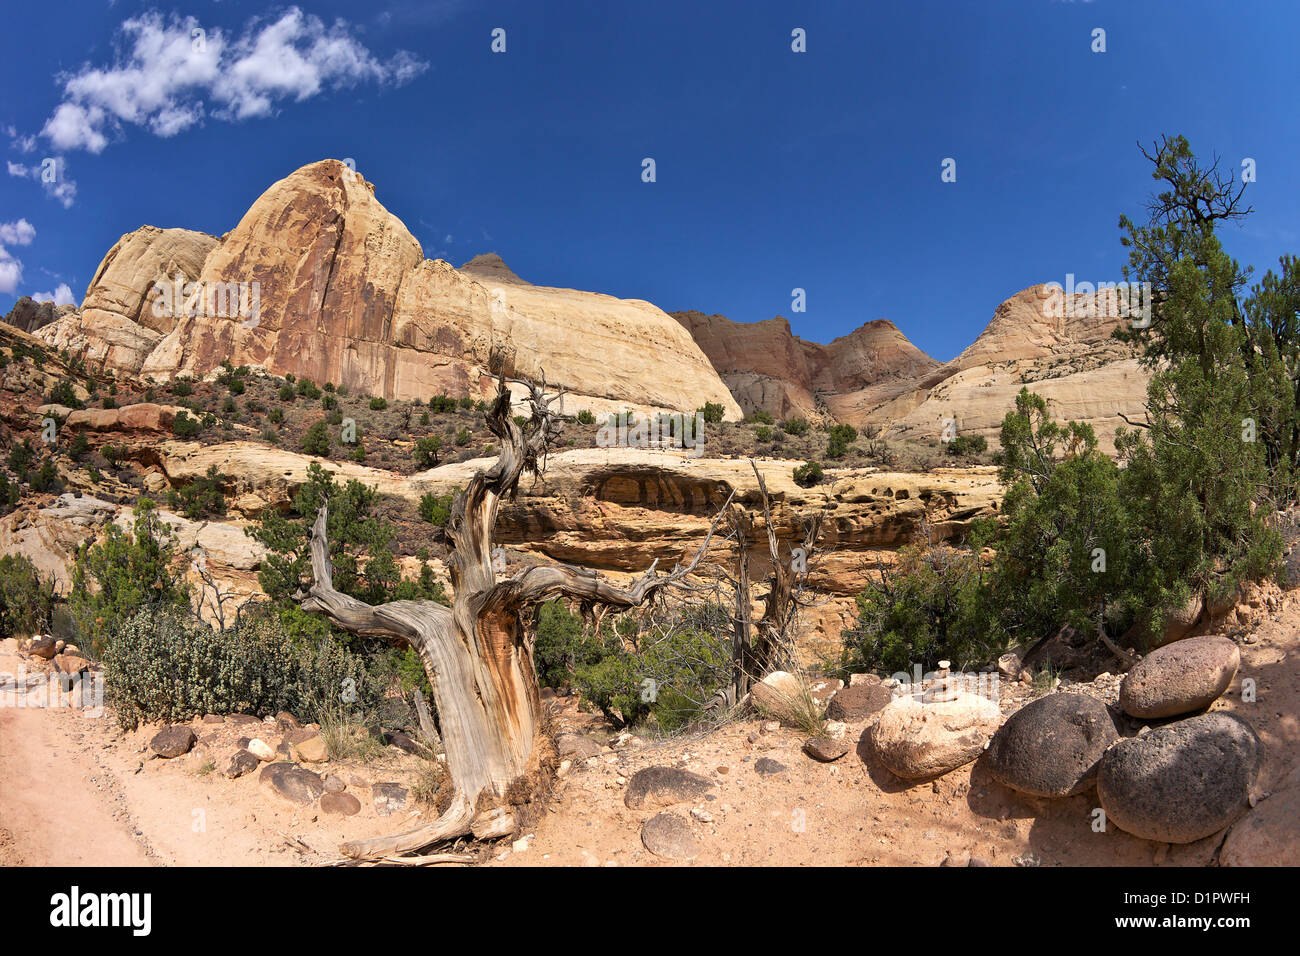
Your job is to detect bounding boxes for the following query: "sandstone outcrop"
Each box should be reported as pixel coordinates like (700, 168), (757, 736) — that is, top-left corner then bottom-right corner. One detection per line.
(677, 285), (1150, 454)
(36, 160), (740, 421)
(674, 310), (936, 422)
(1, 296), (75, 334)
(37, 226), (218, 371)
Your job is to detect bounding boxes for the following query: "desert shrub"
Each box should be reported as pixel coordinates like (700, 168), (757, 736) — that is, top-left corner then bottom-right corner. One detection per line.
(0, 553), (55, 638)
(576, 409), (596, 425)
(268, 407), (284, 424)
(843, 533), (1002, 676)
(754, 426), (772, 442)
(945, 434), (987, 457)
(793, 460), (823, 487)
(102, 605), (381, 731)
(28, 458), (60, 493)
(301, 420), (332, 456)
(369, 396), (388, 411)
(278, 384), (296, 402)
(171, 377), (193, 397)
(166, 464), (227, 520)
(458, 396), (475, 410)
(573, 612), (731, 732)
(0, 472), (20, 513)
(454, 428), (470, 447)
(321, 394), (338, 411)
(47, 379), (84, 409)
(697, 401), (726, 425)
(7, 439), (35, 474)
(418, 489), (457, 526)
(748, 410), (774, 425)
(247, 462), (401, 608)
(414, 435), (442, 468)
(296, 377), (322, 400)
(783, 417), (810, 436)
(70, 498), (189, 655)
(825, 423), (858, 459)
(172, 411), (203, 439)
(428, 395), (457, 413)
(532, 599), (615, 690)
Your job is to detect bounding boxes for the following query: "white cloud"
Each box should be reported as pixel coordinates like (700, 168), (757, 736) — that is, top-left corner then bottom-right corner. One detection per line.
(6, 156), (77, 208)
(4, 125), (37, 153)
(38, 7), (428, 153)
(31, 283), (76, 306)
(0, 245), (22, 295)
(0, 219), (36, 246)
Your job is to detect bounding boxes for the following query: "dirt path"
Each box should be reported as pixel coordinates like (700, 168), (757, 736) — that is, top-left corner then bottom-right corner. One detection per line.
(2, 585), (1297, 868)
(0, 701), (152, 866)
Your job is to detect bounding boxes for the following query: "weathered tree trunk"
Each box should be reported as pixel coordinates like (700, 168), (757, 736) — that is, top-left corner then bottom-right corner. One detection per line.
(298, 373), (731, 858)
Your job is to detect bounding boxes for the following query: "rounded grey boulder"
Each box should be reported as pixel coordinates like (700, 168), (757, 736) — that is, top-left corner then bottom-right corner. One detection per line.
(984, 693), (1119, 797)
(1120, 634), (1240, 719)
(1097, 712), (1262, 844)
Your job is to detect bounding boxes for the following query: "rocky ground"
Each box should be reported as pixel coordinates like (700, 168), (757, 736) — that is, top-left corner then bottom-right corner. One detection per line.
(2, 579), (1296, 867)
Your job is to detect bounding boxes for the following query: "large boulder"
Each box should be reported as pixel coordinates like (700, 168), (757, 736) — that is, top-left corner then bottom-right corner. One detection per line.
(1120, 635), (1240, 719)
(1097, 712), (1262, 844)
(983, 693), (1119, 797)
(868, 691), (1001, 780)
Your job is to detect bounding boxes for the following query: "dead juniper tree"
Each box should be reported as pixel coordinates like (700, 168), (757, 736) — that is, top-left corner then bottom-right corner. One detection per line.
(704, 460), (825, 713)
(296, 371), (730, 859)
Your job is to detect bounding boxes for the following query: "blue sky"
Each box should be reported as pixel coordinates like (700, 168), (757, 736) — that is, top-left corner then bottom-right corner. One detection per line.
(1, 0), (1296, 361)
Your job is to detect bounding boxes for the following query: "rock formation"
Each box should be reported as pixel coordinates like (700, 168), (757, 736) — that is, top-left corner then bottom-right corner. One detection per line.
(677, 284), (1150, 452)
(35, 160), (740, 421)
(673, 310), (937, 422)
(1, 296), (76, 334)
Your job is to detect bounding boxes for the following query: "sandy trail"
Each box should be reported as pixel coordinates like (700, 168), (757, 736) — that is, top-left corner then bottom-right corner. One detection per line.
(1, 586), (1296, 868)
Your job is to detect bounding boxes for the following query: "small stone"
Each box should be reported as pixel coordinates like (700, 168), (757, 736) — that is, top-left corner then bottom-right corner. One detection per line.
(275, 711), (301, 731)
(826, 681), (893, 721)
(624, 766), (714, 810)
(246, 738), (276, 762)
(322, 774), (346, 793)
(1119, 635), (1240, 719)
(149, 725), (197, 759)
(259, 763), (324, 805)
(1098, 712), (1262, 844)
(28, 636), (59, 660)
(754, 757), (787, 775)
(556, 733), (605, 760)
(690, 808), (713, 823)
(201, 714), (225, 724)
(387, 731), (419, 754)
(226, 749), (260, 778)
(372, 782), (408, 816)
(293, 735), (330, 763)
(803, 736), (850, 762)
(320, 792), (361, 816)
(641, 812), (699, 861)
